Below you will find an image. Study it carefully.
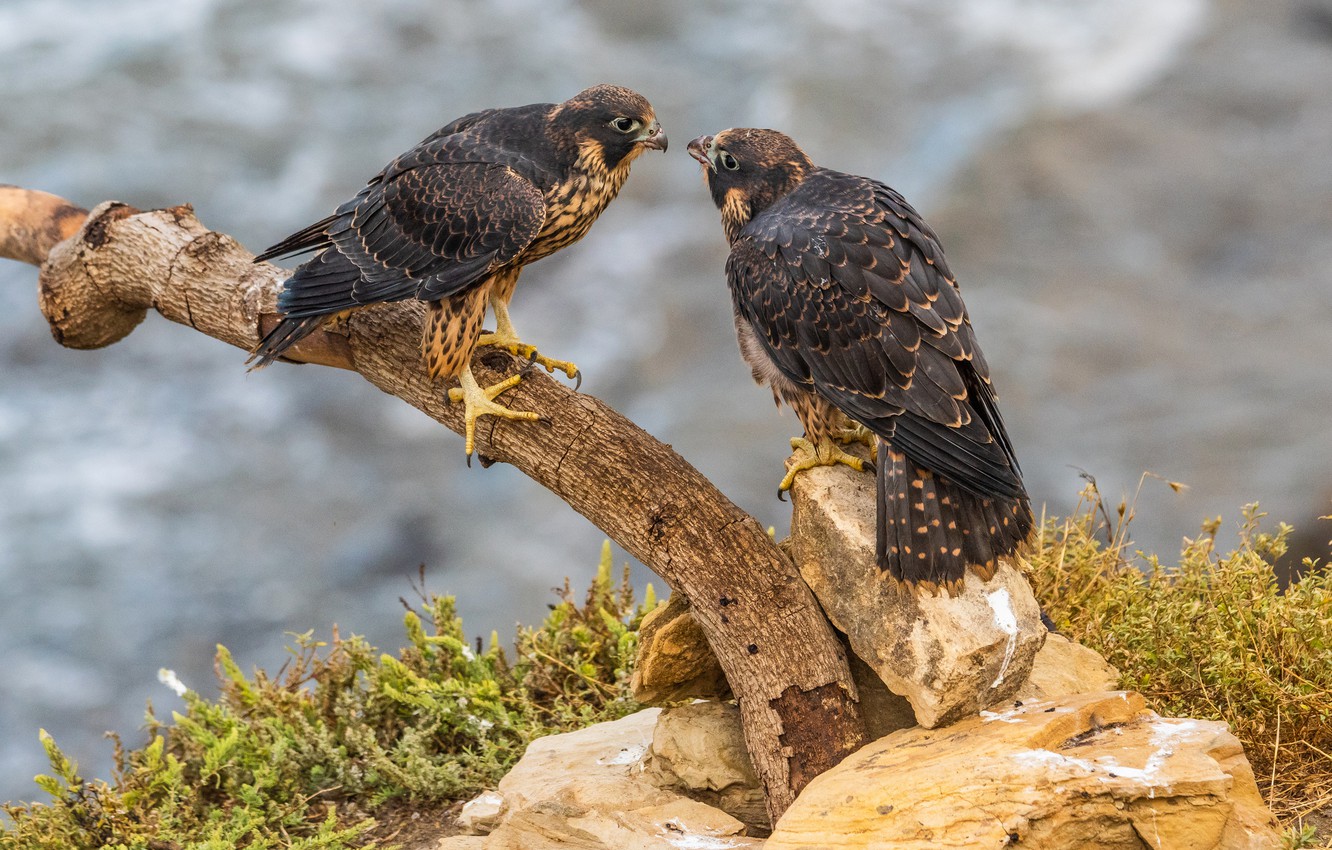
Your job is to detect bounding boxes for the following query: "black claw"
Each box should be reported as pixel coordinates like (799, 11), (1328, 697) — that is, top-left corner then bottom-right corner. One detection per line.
(572, 370), (582, 391)
(520, 352), (540, 376)
(862, 460), (877, 475)
(777, 487), (787, 502)
(466, 451), (473, 468)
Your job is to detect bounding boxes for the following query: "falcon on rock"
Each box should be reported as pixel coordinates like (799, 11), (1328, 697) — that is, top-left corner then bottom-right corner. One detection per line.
(689, 128), (1031, 591)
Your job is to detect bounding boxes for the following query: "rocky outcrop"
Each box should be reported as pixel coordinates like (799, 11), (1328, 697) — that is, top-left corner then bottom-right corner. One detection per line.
(1015, 631), (1121, 702)
(789, 461), (1047, 728)
(445, 692), (1278, 849)
(631, 593), (731, 704)
(642, 701), (768, 832)
(635, 457), (1049, 730)
(764, 690), (1281, 850)
(482, 708), (762, 849)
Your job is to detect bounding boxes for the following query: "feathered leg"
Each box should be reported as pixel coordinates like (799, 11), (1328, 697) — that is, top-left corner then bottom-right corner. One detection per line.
(425, 288), (539, 460)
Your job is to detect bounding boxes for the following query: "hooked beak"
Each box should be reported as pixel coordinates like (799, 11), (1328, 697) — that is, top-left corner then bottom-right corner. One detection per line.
(687, 135), (714, 171)
(638, 120), (668, 152)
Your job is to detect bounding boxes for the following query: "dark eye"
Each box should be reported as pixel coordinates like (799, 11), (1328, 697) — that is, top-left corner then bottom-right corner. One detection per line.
(611, 117), (637, 133)
(720, 151), (739, 171)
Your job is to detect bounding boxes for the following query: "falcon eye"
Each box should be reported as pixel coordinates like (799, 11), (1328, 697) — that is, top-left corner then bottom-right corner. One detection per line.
(611, 117), (638, 133)
(719, 151), (740, 171)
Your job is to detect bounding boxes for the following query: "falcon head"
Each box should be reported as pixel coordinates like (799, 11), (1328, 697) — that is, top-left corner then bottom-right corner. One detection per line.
(687, 129), (813, 241)
(551, 84), (667, 173)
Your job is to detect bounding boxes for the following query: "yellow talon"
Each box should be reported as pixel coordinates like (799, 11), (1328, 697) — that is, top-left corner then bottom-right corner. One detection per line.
(478, 300), (580, 383)
(447, 366), (540, 459)
(778, 436), (869, 494)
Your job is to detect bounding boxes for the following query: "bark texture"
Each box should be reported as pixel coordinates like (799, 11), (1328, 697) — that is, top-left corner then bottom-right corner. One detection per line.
(0, 187), (867, 821)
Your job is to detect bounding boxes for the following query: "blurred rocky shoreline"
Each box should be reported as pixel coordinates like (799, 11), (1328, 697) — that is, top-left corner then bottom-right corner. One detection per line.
(2, 0), (1328, 805)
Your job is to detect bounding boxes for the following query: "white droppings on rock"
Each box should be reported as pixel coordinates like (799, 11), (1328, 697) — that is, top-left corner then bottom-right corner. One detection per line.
(662, 827), (748, 849)
(1011, 745), (1147, 784)
(457, 790), (505, 835)
(980, 707), (1026, 724)
(1138, 718), (1202, 796)
(1010, 748), (1101, 774)
(986, 588), (1020, 688)
(597, 742), (648, 766)
(1009, 717), (1207, 797)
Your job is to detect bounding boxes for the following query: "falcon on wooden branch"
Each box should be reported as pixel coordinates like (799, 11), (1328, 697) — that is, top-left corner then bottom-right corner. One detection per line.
(250, 84), (666, 458)
(688, 128), (1032, 591)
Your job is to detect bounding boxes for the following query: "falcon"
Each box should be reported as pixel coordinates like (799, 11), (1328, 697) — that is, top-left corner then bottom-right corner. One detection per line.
(249, 85), (667, 457)
(688, 129), (1032, 591)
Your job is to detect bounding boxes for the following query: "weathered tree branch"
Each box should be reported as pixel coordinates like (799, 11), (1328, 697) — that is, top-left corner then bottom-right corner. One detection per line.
(0, 185), (866, 821)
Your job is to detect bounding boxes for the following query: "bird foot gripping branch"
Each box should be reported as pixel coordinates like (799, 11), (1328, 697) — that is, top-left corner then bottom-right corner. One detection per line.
(447, 367), (541, 462)
(778, 437), (871, 497)
(478, 333), (581, 385)
(477, 301), (581, 388)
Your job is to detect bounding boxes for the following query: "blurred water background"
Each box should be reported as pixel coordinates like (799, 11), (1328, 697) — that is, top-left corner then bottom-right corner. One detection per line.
(2, 0), (1330, 805)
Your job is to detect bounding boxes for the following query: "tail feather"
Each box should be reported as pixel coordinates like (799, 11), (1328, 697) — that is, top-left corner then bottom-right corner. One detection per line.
(875, 438), (1032, 592)
(876, 442), (912, 572)
(245, 315), (327, 370)
(956, 493), (997, 579)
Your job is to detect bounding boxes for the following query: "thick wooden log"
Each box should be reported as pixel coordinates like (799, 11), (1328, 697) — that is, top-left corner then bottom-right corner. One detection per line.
(0, 187), (867, 820)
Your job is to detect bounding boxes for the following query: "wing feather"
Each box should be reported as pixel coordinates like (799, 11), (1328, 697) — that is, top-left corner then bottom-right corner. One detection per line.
(264, 158), (545, 318)
(730, 168), (1023, 500)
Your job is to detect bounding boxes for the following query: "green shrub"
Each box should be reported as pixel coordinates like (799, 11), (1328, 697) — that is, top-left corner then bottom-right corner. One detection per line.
(1, 542), (654, 849)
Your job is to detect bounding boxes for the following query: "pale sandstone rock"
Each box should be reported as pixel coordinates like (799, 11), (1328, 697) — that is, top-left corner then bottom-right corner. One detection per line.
(634, 637), (1108, 825)
(765, 690), (1281, 850)
(456, 790), (505, 835)
(789, 461), (1046, 727)
(1016, 632), (1121, 702)
(488, 708), (762, 849)
(428, 838), (487, 849)
(643, 701), (768, 832)
(632, 593), (731, 704)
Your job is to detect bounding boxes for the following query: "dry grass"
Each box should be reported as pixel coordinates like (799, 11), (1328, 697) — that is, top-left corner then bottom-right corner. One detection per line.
(1026, 480), (1332, 841)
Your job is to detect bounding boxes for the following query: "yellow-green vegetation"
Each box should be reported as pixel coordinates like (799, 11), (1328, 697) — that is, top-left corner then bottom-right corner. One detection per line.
(1, 542), (652, 850)
(1026, 485), (1332, 838)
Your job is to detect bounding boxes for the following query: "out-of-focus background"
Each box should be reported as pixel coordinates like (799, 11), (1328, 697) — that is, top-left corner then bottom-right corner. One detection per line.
(2, 0), (1330, 805)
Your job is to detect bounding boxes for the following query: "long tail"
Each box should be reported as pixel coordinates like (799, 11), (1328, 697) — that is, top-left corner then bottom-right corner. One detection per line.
(875, 440), (1033, 593)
